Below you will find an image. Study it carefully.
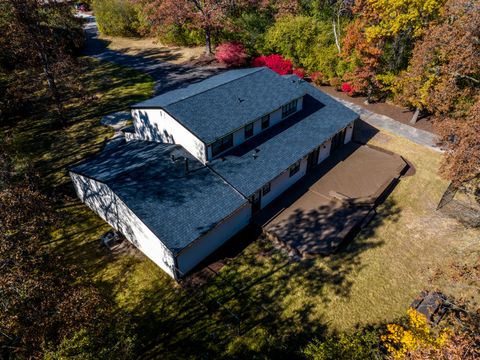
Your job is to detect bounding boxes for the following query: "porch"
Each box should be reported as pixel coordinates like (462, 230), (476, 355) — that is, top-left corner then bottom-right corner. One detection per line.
(255, 142), (408, 256)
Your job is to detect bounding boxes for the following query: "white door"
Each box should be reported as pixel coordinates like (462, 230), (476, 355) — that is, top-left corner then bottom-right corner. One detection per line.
(318, 139), (331, 164)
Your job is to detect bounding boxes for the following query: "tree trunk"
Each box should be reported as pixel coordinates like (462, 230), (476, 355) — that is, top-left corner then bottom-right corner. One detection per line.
(410, 107), (421, 124)
(332, 20), (341, 53)
(39, 51), (66, 127)
(205, 26), (212, 56)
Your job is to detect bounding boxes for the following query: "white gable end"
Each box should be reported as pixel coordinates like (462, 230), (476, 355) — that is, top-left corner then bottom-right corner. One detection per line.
(131, 108), (207, 163)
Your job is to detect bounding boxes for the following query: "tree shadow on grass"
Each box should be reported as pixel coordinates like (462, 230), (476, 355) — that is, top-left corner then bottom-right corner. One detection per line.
(94, 197), (401, 359)
(45, 175), (402, 359)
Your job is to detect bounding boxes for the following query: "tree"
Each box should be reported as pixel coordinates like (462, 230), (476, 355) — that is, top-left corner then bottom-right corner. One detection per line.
(215, 41), (248, 67)
(341, 16), (383, 100)
(142, 0), (233, 55)
(340, 0), (445, 99)
(93, 0), (143, 37)
(0, 145), (134, 358)
(382, 309), (450, 358)
(262, 15), (341, 76)
(0, 0), (83, 126)
(398, 0), (480, 184)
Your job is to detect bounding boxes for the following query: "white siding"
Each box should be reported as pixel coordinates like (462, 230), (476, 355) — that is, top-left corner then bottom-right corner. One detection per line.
(269, 108), (283, 126)
(344, 122), (354, 144)
(233, 126), (244, 147)
(176, 203), (252, 275)
(131, 108), (207, 163)
(206, 96), (305, 161)
(318, 139), (332, 164)
(261, 157), (308, 209)
(297, 96), (304, 112)
(70, 172), (177, 279)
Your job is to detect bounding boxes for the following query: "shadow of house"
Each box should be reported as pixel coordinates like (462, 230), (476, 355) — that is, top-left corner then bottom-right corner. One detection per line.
(120, 192), (399, 359)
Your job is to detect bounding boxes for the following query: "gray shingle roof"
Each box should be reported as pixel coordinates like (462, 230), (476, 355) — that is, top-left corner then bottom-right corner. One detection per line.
(70, 141), (248, 255)
(131, 67), (306, 144)
(208, 78), (359, 197)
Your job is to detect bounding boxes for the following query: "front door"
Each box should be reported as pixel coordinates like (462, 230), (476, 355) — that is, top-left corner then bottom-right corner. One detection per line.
(331, 128), (346, 152)
(251, 190), (262, 213)
(307, 147), (320, 172)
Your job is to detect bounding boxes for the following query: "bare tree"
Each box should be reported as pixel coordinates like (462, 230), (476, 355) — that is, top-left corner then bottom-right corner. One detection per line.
(2, 0), (82, 126)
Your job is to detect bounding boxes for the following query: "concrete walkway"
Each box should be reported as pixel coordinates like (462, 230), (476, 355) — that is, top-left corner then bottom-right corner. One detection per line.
(325, 94), (441, 152)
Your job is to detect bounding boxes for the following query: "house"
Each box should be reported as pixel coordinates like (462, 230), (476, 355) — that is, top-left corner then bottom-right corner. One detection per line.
(70, 67), (358, 280)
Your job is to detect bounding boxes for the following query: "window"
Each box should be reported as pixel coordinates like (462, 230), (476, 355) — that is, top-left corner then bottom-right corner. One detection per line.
(282, 99), (298, 118)
(289, 161), (301, 177)
(211, 134), (233, 157)
(244, 123), (254, 139)
(262, 182), (271, 196)
(261, 114), (270, 130)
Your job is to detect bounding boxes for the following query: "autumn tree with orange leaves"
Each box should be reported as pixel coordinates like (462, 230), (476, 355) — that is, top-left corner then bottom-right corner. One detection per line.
(399, 0), (480, 185)
(340, 0), (445, 100)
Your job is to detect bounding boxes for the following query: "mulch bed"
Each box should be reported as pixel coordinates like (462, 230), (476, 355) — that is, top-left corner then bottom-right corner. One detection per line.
(319, 85), (436, 134)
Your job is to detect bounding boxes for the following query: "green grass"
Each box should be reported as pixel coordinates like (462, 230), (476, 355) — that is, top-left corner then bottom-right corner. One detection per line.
(4, 58), (154, 188)
(4, 59), (479, 359)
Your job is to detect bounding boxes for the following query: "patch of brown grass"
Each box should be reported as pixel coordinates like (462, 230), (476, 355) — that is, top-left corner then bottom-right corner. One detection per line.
(100, 35), (205, 65)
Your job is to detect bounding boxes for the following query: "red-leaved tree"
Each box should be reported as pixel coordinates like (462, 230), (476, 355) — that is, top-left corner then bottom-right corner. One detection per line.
(142, 0), (231, 55)
(215, 42), (248, 67)
(252, 54), (293, 75)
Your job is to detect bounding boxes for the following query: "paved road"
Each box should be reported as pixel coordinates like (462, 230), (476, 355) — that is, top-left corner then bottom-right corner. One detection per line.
(82, 15), (222, 95)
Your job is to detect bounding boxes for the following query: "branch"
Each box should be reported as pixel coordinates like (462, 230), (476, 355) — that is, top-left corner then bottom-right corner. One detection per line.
(454, 73), (480, 83)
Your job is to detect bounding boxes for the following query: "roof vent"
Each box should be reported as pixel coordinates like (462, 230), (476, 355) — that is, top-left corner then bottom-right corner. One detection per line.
(237, 97), (244, 103)
(184, 157), (189, 175)
(252, 149), (259, 160)
(170, 154), (176, 162)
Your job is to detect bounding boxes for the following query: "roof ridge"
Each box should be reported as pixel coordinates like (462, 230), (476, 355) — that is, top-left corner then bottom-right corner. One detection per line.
(165, 67), (265, 107)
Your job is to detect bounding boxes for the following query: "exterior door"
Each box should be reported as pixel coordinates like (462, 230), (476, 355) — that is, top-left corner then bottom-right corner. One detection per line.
(251, 190), (262, 213)
(307, 147), (320, 172)
(331, 128), (346, 152)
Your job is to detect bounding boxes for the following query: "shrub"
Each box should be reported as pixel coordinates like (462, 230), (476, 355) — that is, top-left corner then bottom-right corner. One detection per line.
(252, 54), (293, 75)
(341, 82), (356, 96)
(303, 329), (382, 360)
(341, 82), (352, 93)
(376, 72), (401, 99)
(310, 71), (327, 85)
(93, 0), (142, 37)
(381, 309), (451, 359)
(330, 77), (342, 90)
(293, 68), (306, 78)
(155, 24), (204, 46)
(215, 42), (248, 67)
(262, 15), (343, 79)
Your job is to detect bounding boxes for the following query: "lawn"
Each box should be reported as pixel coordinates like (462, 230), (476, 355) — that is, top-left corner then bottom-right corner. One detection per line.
(4, 59), (479, 358)
(4, 57), (154, 188)
(100, 35), (205, 65)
